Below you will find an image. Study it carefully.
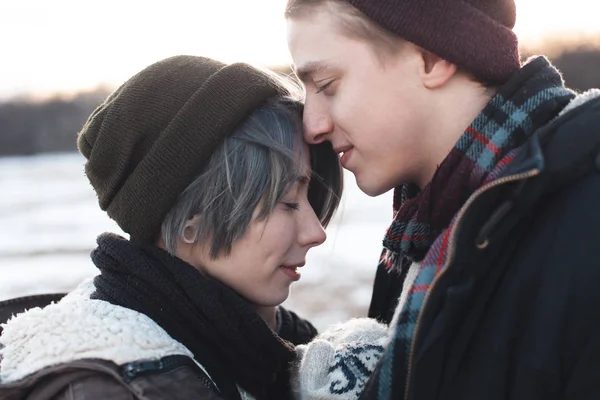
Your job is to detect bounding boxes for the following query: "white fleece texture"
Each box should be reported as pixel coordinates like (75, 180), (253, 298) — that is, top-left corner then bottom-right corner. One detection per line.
(0, 278), (193, 383)
(558, 89), (600, 117)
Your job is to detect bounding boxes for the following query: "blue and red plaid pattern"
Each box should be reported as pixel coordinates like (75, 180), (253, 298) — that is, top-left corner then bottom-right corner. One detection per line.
(366, 57), (575, 400)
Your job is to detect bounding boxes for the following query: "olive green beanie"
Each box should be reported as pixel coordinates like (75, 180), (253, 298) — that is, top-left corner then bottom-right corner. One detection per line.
(77, 55), (287, 243)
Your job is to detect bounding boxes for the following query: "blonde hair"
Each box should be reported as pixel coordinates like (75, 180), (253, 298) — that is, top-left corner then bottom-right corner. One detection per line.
(286, 0), (499, 89)
(285, 0), (405, 60)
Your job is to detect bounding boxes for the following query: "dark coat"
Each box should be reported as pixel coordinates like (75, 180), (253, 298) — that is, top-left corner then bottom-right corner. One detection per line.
(0, 356), (223, 400)
(364, 92), (600, 399)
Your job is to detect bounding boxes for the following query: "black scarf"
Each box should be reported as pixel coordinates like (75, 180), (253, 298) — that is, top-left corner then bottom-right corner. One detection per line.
(90, 233), (296, 400)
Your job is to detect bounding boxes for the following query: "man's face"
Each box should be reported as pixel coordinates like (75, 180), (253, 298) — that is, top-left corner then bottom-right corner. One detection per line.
(287, 7), (433, 196)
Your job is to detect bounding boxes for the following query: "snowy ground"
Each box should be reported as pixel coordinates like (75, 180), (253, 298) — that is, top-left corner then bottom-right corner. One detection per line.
(0, 153), (393, 331)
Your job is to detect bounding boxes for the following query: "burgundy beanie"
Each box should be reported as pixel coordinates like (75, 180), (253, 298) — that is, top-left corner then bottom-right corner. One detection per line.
(77, 56), (286, 243)
(344, 0), (521, 83)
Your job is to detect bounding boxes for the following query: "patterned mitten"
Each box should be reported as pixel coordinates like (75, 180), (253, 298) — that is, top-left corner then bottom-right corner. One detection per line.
(291, 318), (388, 400)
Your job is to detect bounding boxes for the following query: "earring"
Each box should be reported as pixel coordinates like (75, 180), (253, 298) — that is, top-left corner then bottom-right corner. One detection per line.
(183, 226), (197, 244)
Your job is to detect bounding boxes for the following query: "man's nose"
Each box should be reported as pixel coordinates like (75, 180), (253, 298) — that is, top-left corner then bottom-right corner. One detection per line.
(303, 97), (333, 144)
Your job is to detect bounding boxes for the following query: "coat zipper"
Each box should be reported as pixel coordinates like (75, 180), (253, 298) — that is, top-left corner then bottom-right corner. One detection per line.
(403, 168), (540, 399)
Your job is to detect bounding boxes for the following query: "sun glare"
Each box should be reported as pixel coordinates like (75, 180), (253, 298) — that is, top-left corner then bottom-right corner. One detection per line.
(514, 0), (600, 46)
(0, 0), (598, 99)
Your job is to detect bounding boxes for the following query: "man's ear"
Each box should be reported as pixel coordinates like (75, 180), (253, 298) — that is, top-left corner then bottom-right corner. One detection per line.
(182, 214), (202, 244)
(419, 49), (458, 89)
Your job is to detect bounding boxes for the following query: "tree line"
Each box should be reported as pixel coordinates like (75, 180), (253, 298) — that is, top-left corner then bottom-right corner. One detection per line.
(1, 45), (599, 157)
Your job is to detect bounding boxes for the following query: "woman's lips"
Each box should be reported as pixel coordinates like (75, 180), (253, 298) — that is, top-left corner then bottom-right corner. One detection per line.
(280, 265), (301, 281)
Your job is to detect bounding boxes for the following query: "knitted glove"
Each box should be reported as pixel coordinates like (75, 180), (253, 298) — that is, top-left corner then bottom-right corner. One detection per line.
(291, 318), (388, 400)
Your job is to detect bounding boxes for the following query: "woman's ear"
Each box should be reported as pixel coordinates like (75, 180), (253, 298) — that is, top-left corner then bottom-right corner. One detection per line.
(182, 214), (202, 244)
(176, 214), (210, 273)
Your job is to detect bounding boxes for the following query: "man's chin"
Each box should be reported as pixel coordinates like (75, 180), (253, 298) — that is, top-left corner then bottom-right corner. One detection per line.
(355, 174), (392, 197)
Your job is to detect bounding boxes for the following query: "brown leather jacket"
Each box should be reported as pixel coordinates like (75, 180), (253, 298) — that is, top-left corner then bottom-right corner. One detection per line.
(0, 281), (315, 400)
(0, 282), (246, 400)
(0, 357), (225, 400)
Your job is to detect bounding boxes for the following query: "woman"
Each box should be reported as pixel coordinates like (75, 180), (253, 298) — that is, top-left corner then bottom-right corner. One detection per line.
(0, 55), (342, 400)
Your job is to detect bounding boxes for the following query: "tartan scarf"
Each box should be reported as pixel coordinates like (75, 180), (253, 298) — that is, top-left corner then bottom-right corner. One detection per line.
(380, 56), (575, 271)
(366, 57), (575, 400)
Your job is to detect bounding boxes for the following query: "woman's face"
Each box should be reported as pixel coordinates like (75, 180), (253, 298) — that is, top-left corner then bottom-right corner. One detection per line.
(183, 144), (327, 307)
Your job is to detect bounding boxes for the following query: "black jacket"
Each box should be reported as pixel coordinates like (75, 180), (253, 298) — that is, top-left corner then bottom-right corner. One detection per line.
(365, 93), (600, 399)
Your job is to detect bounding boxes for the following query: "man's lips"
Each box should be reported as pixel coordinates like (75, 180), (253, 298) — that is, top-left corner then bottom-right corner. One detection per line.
(333, 145), (353, 156)
(334, 146), (354, 167)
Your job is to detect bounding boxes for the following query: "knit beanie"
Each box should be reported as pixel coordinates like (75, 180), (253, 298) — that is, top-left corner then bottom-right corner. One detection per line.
(77, 55), (287, 243)
(344, 0), (521, 83)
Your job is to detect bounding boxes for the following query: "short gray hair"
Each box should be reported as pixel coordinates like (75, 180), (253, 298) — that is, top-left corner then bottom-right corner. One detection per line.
(161, 95), (343, 258)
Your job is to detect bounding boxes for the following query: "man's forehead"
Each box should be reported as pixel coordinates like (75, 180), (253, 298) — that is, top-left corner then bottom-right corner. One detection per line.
(298, 144), (312, 181)
(287, 13), (345, 69)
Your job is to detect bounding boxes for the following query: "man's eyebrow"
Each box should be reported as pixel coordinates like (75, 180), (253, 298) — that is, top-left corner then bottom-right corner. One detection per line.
(294, 61), (329, 83)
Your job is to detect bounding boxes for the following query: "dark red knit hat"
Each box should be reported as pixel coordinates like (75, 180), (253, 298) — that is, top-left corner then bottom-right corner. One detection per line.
(344, 0), (521, 83)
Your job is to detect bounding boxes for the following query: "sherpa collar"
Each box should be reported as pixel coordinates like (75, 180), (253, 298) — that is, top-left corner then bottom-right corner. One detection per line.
(0, 278), (192, 383)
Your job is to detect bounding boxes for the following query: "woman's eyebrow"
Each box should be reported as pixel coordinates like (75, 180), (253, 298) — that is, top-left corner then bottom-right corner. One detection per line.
(297, 175), (311, 185)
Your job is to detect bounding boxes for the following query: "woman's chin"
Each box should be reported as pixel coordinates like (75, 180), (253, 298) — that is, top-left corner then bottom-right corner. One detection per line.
(247, 288), (291, 308)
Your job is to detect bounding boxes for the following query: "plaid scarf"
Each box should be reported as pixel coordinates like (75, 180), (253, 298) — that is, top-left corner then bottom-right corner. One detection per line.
(366, 57), (575, 400)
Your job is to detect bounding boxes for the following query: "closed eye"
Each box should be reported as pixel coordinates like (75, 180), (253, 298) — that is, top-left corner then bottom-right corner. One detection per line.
(284, 202), (300, 211)
(315, 80), (334, 94)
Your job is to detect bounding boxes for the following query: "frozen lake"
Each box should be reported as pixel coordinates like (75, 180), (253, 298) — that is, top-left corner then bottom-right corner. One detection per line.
(0, 153), (393, 330)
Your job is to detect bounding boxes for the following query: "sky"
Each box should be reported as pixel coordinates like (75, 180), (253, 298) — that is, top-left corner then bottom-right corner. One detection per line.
(1, 0), (599, 99)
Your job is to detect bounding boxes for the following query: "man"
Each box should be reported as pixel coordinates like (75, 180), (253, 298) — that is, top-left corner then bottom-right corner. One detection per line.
(285, 0), (600, 399)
